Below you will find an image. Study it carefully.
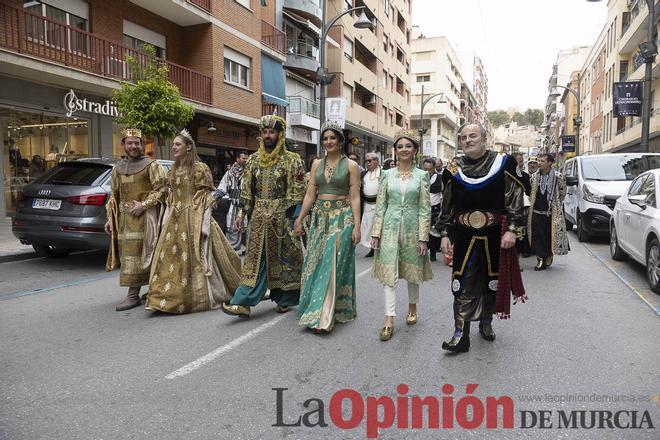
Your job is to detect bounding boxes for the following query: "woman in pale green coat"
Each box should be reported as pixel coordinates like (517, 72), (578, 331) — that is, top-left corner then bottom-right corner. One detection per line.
(371, 130), (433, 341)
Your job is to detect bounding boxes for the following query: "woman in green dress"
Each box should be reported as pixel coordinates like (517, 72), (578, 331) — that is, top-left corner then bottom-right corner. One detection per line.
(294, 121), (361, 333)
(371, 130), (433, 341)
(146, 129), (242, 314)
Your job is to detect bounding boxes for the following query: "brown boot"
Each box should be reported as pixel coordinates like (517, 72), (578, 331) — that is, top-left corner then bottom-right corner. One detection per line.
(116, 287), (141, 311)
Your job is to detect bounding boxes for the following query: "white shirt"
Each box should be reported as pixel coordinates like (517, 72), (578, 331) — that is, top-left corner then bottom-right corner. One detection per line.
(362, 167), (381, 198)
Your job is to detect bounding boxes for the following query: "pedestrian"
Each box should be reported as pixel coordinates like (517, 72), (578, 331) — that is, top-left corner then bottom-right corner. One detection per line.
(104, 128), (167, 311)
(359, 151), (381, 257)
(528, 153), (569, 270)
(423, 158), (443, 262)
(437, 124), (526, 353)
(527, 157), (539, 175)
(435, 158), (444, 174)
(513, 152), (532, 258)
(371, 130), (433, 342)
(146, 130), (242, 314)
(29, 155), (45, 179)
(221, 115), (305, 318)
(215, 151), (248, 253)
(294, 121), (361, 333)
(383, 158), (395, 170)
(348, 152), (365, 173)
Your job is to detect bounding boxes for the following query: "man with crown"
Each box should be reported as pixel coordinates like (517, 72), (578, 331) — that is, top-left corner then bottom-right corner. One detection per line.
(221, 115), (306, 318)
(436, 123), (527, 353)
(105, 128), (167, 311)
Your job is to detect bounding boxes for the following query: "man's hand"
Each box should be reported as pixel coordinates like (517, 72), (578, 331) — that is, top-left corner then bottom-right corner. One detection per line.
(128, 200), (145, 217)
(233, 216), (243, 232)
(370, 237), (380, 250)
(501, 231), (517, 249)
(104, 221), (112, 235)
(441, 237), (453, 256)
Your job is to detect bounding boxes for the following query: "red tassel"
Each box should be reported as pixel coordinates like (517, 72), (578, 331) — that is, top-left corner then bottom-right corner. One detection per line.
(496, 217), (527, 319)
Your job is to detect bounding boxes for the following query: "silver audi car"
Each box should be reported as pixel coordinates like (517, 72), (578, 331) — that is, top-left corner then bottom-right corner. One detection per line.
(12, 158), (173, 257)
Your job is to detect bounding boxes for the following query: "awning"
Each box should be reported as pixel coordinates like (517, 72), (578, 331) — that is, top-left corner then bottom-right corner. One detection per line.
(261, 55), (288, 107)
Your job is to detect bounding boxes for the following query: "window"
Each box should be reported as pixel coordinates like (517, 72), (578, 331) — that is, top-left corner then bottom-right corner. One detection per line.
(628, 174), (647, 197)
(383, 106), (388, 123)
(24, 0), (89, 53)
(123, 20), (167, 58)
(638, 173), (656, 207)
(382, 70), (387, 88)
(343, 36), (353, 61)
(416, 75), (430, 83)
(384, 0), (390, 16)
(383, 34), (389, 53)
(344, 0), (352, 11)
(235, 0), (250, 8)
(223, 47), (251, 88)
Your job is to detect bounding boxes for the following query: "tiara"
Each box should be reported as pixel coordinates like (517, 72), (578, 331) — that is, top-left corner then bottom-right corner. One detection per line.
(320, 120), (344, 133)
(179, 128), (193, 140)
(121, 128), (142, 138)
(259, 114), (286, 131)
(394, 129), (420, 145)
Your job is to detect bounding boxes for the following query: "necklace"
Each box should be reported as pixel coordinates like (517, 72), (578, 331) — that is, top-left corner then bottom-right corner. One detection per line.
(396, 165), (413, 181)
(324, 156), (341, 182)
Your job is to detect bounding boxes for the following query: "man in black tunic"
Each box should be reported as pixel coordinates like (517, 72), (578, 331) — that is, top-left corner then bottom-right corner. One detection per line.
(437, 124), (526, 353)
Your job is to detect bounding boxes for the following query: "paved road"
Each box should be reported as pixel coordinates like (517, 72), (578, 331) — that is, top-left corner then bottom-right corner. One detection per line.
(1, 236), (659, 439)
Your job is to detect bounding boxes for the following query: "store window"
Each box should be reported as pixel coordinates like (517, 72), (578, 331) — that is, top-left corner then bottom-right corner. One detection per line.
(2, 107), (89, 215)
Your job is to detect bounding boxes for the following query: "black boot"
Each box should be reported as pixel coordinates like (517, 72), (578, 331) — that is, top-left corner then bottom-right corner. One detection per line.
(365, 249), (374, 258)
(442, 321), (470, 353)
(479, 318), (496, 341)
(534, 257), (547, 271)
(430, 252), (437, 262)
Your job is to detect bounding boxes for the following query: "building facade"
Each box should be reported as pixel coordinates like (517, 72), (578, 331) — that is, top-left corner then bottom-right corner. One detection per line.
(0, 0), (289, 217)
(459, 50), (488, 125)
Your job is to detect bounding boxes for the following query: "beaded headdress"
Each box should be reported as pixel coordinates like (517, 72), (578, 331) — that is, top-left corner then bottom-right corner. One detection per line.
(393, 129), (420, 147)
(320, 120), (345, 141)
(121, 128), (142, 139)
(259, 114), (286, 132)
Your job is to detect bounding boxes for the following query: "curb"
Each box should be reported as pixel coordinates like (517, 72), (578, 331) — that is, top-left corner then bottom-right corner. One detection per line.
(0, 249), (39, 264)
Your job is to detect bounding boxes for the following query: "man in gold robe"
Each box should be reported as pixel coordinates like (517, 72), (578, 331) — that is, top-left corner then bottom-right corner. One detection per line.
(221, 115), (305, 317)
(105, 128), (167, 311)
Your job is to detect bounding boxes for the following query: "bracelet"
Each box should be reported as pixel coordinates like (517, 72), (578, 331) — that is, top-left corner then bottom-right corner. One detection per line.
(507, 224), (517, 232)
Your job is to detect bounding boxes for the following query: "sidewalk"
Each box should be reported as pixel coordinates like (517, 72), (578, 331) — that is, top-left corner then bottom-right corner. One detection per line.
(0, 217), (37, 263)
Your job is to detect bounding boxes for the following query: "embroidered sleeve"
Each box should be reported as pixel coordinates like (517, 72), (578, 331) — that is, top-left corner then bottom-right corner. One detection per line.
(240, 155), (255, 218)
(142, 162), (167, 210)
(436, 180), (454, 237)
(557, 172), (567, 203)
(106, 168), (119, 218)
(418, 172), (431, 242)
(371, 171), (389, 238)
(505, 173), (525, 229)
(286, 153), (306, 209)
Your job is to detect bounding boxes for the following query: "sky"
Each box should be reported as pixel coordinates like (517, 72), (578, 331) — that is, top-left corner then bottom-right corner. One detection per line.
(412, 0), (608, 111)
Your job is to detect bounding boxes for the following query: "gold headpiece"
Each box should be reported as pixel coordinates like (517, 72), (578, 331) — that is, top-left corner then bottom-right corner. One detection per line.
(121, 128), (142, 139)
(259, 114), (286, 132)
(528, 156), (538, 163)
(179, 128), (193, 141)
(394, 129), (420, 146)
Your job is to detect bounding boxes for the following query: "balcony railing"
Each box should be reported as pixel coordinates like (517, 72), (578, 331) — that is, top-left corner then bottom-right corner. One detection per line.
(261, 20), (286, 54)
(186, 0), (211, 12)
(287, 96), (319, 118)
(263, 100), (287, 118)
(0, 3), (212, 104)
(286, 38), (319, 60)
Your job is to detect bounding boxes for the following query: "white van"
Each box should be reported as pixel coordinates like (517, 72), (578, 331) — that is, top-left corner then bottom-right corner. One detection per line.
(562, 153), (660, 242)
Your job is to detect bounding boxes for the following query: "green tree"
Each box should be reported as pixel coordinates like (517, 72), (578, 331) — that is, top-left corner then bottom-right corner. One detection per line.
(512, 111), (526, 125)
(524, 108), (544, 127)
(112, 44), (194, 143)
(486, 110), (510, 127)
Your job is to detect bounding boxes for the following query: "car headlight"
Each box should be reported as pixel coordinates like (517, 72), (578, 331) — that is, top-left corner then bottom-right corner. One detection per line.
(582, 185), (605, 204)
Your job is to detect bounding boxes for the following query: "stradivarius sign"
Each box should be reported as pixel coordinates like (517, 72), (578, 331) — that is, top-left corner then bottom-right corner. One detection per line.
(64, 89), (119, 118)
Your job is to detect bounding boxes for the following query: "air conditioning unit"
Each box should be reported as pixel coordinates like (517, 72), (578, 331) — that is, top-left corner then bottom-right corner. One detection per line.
(106, 57), (129, 79)
(365, 96), (377, 106)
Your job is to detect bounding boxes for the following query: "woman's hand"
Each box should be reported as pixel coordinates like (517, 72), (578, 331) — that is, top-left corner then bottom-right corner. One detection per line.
(418, 241), (428, 257)
(351, 227), (361, 246)
(370, 237), (380, 250)
(294, 218), (305, 237)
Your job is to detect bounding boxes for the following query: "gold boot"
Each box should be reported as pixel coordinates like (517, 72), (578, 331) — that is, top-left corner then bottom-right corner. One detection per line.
(221, 303), (250, 318)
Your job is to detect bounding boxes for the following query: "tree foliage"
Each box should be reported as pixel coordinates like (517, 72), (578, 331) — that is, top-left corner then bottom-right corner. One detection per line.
(487, 110), (510, 127)
(112, 44), (194, 139)
(487, 108), (545, 128)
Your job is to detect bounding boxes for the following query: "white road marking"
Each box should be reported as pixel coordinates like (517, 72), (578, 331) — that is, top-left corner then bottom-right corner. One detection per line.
(165, 265), (373, 379)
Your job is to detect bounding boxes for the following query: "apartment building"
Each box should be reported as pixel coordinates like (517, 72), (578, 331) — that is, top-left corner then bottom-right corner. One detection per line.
(458, 51), (488, 125)
(0, 0), (289, 216)
(324, 0), (413, 161)
(410, 30), (463, 161)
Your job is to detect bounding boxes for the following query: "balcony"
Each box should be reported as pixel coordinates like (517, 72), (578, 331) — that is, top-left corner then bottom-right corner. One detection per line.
(283, 0), (322, 26)
(287, 96), (320, 130)
(0, 4), (212, 104)
(261, 20), (286, 55)
(619, 0), (659, 54)
(129, 0), (211, 25)
(284, 38), (319, 76)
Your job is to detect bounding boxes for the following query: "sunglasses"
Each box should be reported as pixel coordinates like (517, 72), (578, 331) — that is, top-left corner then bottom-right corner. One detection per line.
(365, 159), (373, 162)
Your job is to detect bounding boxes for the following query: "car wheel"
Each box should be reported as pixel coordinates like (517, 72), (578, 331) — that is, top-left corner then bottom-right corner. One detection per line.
(576, 212), (590, 242)
(32, 244), (71, 258)
(646, 238), (660, 294)
(609, 224), (627, 261)
(565, 215), (573, 231)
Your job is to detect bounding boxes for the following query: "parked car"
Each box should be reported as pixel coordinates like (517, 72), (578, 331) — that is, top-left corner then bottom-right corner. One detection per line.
(563, 153), (660, 242)
(12, 158), (173, 257)
(610, 169), (660, 293)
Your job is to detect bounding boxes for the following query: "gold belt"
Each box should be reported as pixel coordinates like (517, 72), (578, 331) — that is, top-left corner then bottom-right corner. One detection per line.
(456, 211), (502, 229)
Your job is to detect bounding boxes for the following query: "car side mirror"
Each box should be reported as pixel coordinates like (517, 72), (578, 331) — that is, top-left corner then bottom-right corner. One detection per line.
(629, 194), (647, 210)
(565, 176), (578, 186)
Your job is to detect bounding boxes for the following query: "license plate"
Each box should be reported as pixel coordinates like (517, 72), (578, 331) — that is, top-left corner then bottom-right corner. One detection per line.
(32, 198), (62, 210)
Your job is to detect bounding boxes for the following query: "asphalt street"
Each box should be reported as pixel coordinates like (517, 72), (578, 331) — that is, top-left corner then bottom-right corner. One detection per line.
(1, 232), (659, 439)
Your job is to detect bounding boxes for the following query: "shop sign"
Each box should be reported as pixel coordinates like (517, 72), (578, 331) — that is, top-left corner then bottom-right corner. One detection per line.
(64, 89), (119, 118)
(613, 82), (642, 117)
(560, 135), (575, 153)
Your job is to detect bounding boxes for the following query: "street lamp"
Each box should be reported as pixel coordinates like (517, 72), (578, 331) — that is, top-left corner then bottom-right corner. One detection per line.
(417, 84), (447, 156)
(588, 0), (655, 152)
(316, 5), (375, 156)
(550, 85), (581, 156)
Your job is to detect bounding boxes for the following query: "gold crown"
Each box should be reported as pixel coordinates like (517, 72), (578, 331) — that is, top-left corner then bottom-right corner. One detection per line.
(121, 128), (142, 138)
(259, 114), (286, 131)
(394, 129), (420, 145)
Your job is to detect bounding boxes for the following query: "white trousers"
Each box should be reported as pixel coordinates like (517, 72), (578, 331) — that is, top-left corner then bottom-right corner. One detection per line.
(384, 282), (419, 316)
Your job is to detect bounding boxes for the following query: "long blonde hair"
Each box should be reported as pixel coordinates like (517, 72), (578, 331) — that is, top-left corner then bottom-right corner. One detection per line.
(172, 133), (200, 177)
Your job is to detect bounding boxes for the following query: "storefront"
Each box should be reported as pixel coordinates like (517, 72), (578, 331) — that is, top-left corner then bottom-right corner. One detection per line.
(0, 75), (127, 217)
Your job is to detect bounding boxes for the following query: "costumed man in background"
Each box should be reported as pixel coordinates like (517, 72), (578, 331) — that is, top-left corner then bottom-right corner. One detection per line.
(215, 150), (248, 253)
(423, 158), (443, 262)
(105, 128), (167, 311)
(360, 151), (381, 258)
(437, 124), (527, 353)
(513, 152), (532, 258)
(527, 157), (539, 175)
(221, 115), (305, 317)
(528, 153), (569, 270)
